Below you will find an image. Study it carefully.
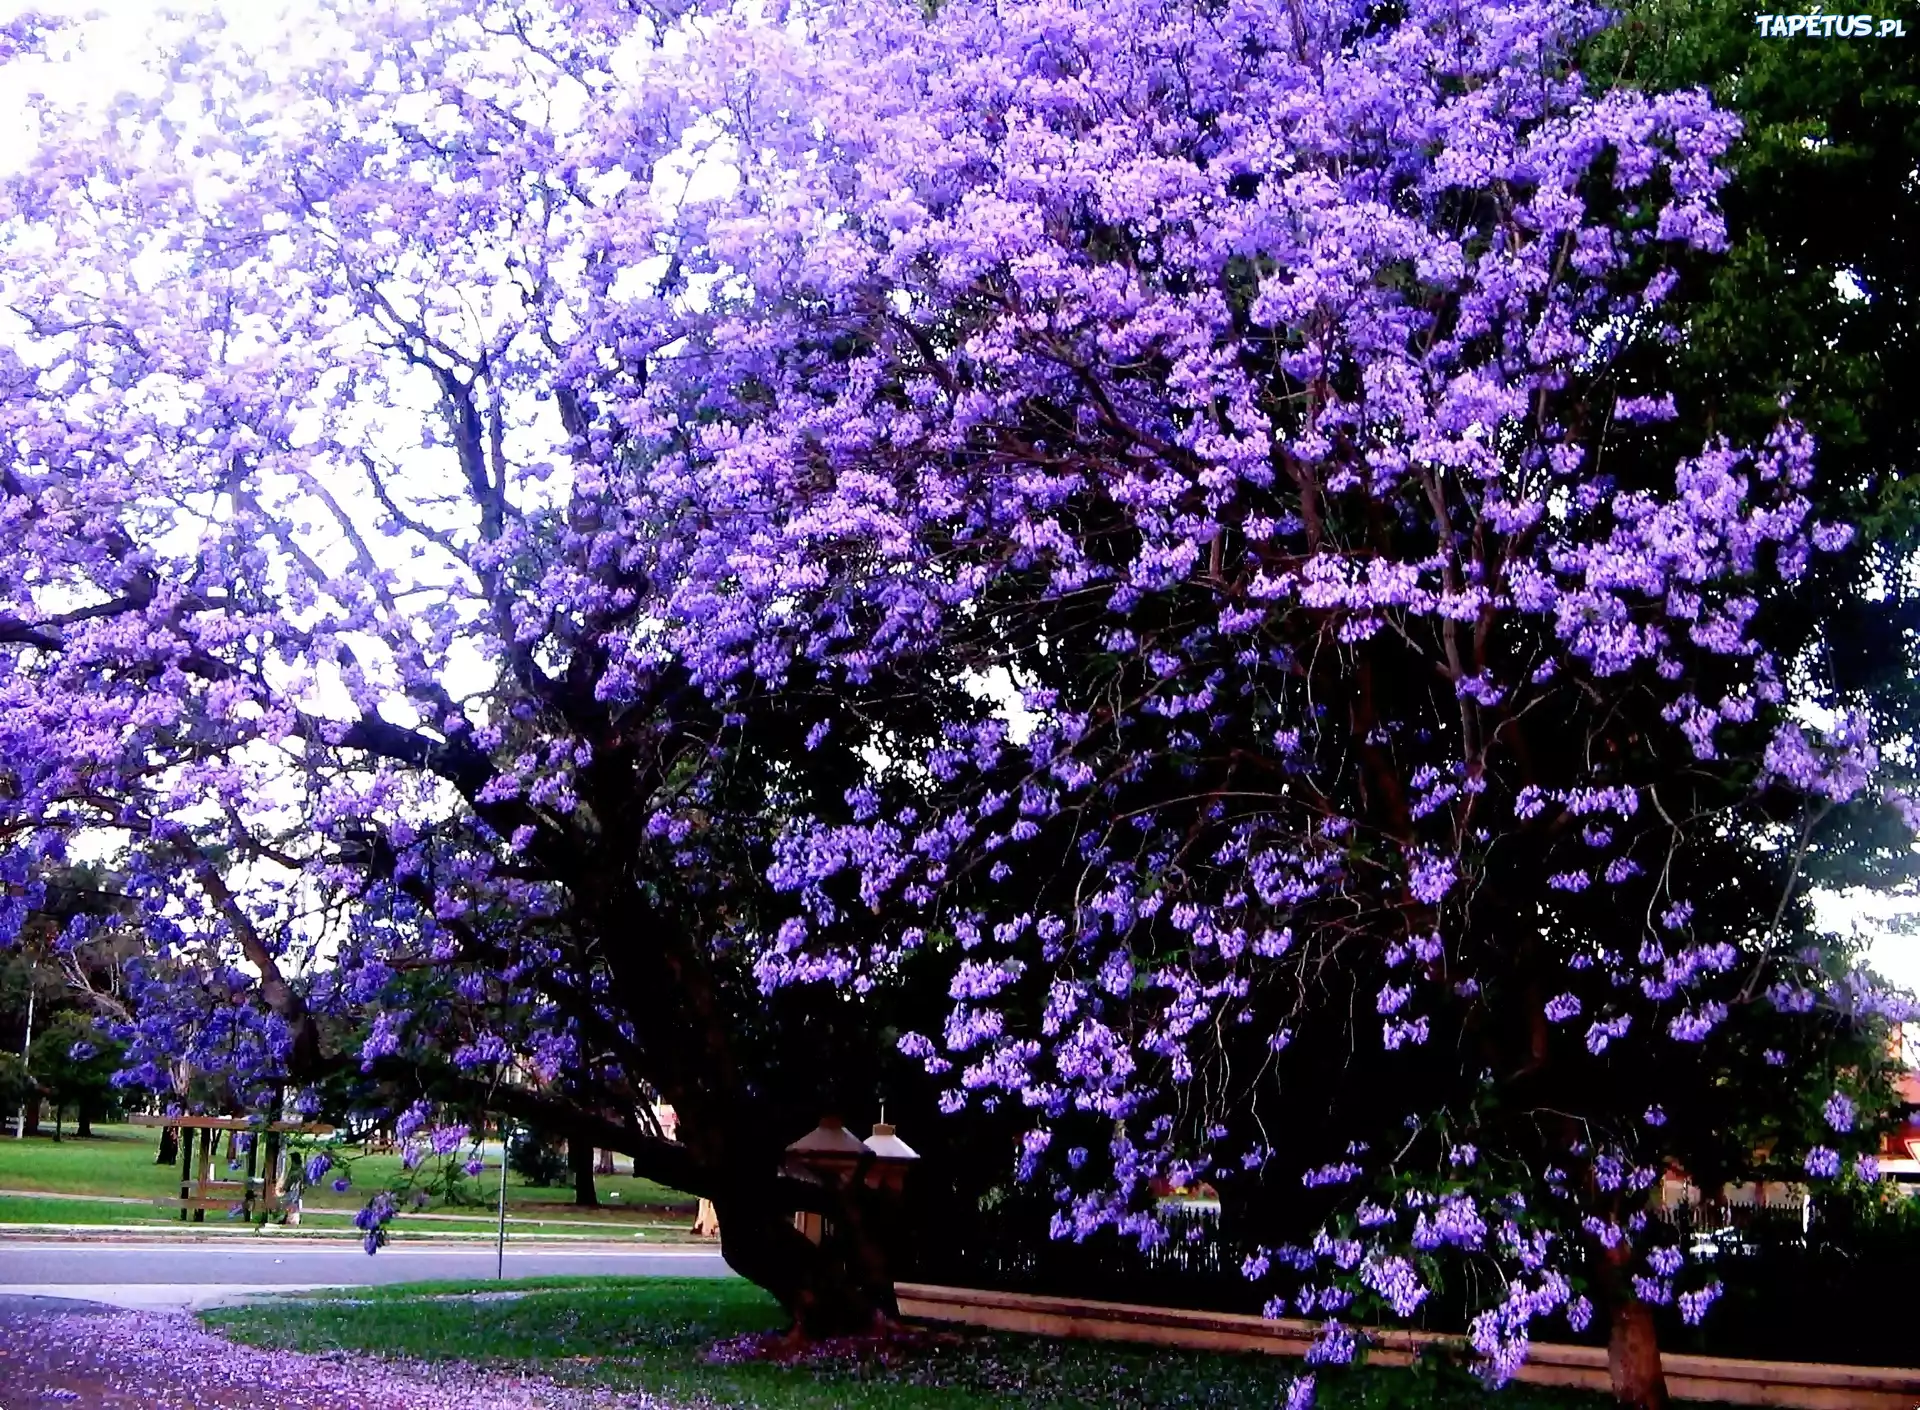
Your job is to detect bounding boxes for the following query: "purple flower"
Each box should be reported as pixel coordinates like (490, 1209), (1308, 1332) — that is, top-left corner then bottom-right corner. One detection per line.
(1679, 1282), (1723, 1325)
(1667, 1003), (1726, 1042)
(1647, 1245), (1683, 1277)
(1305, 1323), (1356, 1366)
(1360, 1255), (1429, 1316)
(1804, 1146), (1842, 1179)
(1822, 1092), (1855, 1133)
(1544, 993), (1582, 1023)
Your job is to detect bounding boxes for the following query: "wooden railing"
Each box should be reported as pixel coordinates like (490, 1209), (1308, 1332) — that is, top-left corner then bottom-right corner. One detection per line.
(895, 1283), (1920, 1410)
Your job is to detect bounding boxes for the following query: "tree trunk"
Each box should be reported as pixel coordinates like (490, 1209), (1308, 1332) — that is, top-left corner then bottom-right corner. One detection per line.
(1608, 1295), (1667, 1410)
(595, 1146), (615, 1175)
(1599, 1241), (1668, 1410)
(76, 1099), (93, 1139)
(569, 1138), (599, 1208)
(156, 1124), (178, 1165)
(712, 1175), (902, 1340)
(51, 1103), (62, 1141)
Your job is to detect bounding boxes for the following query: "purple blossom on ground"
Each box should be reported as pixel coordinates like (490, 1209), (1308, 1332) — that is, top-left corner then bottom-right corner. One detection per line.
(0, 1305), (634, 1409)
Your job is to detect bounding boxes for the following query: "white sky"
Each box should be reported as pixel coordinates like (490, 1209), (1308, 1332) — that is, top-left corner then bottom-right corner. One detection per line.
(3, 0), (1917, 996)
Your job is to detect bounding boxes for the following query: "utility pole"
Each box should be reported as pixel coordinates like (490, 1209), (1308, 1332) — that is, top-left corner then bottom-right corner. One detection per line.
(14, 985), (33, 1140)
(496, 1120), (511, 1280)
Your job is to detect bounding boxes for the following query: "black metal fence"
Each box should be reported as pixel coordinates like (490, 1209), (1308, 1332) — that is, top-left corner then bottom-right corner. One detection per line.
(903, 1196), (1269, 1314)
(1645, 1197), (1920, 1367)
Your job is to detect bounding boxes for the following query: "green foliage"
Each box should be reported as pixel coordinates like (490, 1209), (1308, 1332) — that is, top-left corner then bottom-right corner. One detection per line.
(204, 1278), (1613, 1410)
(506, 1125), (571, 1188)
(0, 1051), (35, 1115)
(1596, 0), (1920, 883)
(27, 1010), (122, 1127)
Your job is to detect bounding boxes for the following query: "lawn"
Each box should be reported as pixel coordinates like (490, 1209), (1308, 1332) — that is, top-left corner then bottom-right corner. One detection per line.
(0, 1123), (699, 1231)
(204, 1277), (1614, 1410)
(0, 1194), (193, 1227)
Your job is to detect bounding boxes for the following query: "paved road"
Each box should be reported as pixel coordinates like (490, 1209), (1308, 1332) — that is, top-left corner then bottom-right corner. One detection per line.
(0, 1239), (732, 1308)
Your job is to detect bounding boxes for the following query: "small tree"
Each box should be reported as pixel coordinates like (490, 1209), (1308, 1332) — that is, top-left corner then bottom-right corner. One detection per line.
(29, 1012), (123, 1139)
(506, 1127), (570, 1190)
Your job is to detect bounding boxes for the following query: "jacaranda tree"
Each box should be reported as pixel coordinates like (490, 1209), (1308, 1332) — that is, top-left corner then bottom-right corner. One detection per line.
(0, 0), (1909, 1403)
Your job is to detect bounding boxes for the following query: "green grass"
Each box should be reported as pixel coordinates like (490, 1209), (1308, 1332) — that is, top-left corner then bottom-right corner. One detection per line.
(0, 1192), (412, 1231)
(205, 1277), (1613, 1410)
(0, 1194), (185, 1226)
(0, 1124), (697, 1228)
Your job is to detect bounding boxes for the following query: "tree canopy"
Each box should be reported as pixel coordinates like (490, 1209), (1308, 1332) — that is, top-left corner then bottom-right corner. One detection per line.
(0, 0), (1912, 1401)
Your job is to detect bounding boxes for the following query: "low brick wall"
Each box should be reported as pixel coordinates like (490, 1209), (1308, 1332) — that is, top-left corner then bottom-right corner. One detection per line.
(895, 1283), (1920, 1410)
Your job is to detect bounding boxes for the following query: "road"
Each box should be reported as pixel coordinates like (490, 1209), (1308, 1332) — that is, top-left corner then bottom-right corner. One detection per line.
(0, 1238), (733, 1308)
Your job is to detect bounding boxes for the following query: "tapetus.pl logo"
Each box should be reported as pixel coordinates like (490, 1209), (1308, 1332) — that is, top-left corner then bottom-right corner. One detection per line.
(1753, 11), (1908, 35)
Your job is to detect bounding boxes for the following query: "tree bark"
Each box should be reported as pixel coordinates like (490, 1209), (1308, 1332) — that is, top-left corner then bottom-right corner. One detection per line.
(156, 1124), (178, 1165)
(1599, 1241), (1668, 1410)
(715, 1186), (899, 1339)
(569, 1137), (599, 1208)
(688, 1126), (914, 1344)
(1608, 1295), (1667, 1410)
(595, 1146), (615, 1175)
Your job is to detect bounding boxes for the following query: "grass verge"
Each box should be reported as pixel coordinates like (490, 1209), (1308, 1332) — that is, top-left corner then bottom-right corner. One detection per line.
(0, 1124), (696, 1226)
(204, 1277), (1612, 1410)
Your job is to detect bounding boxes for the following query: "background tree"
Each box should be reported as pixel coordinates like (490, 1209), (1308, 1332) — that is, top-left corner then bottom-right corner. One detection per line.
(0, 1051), (35, 1129)
(1590, 0), (1920, 908)
(28, 1009), (124, 1139)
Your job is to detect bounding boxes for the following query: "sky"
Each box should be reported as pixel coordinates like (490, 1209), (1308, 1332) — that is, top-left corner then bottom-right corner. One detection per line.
(2, 0), (1918, 996)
